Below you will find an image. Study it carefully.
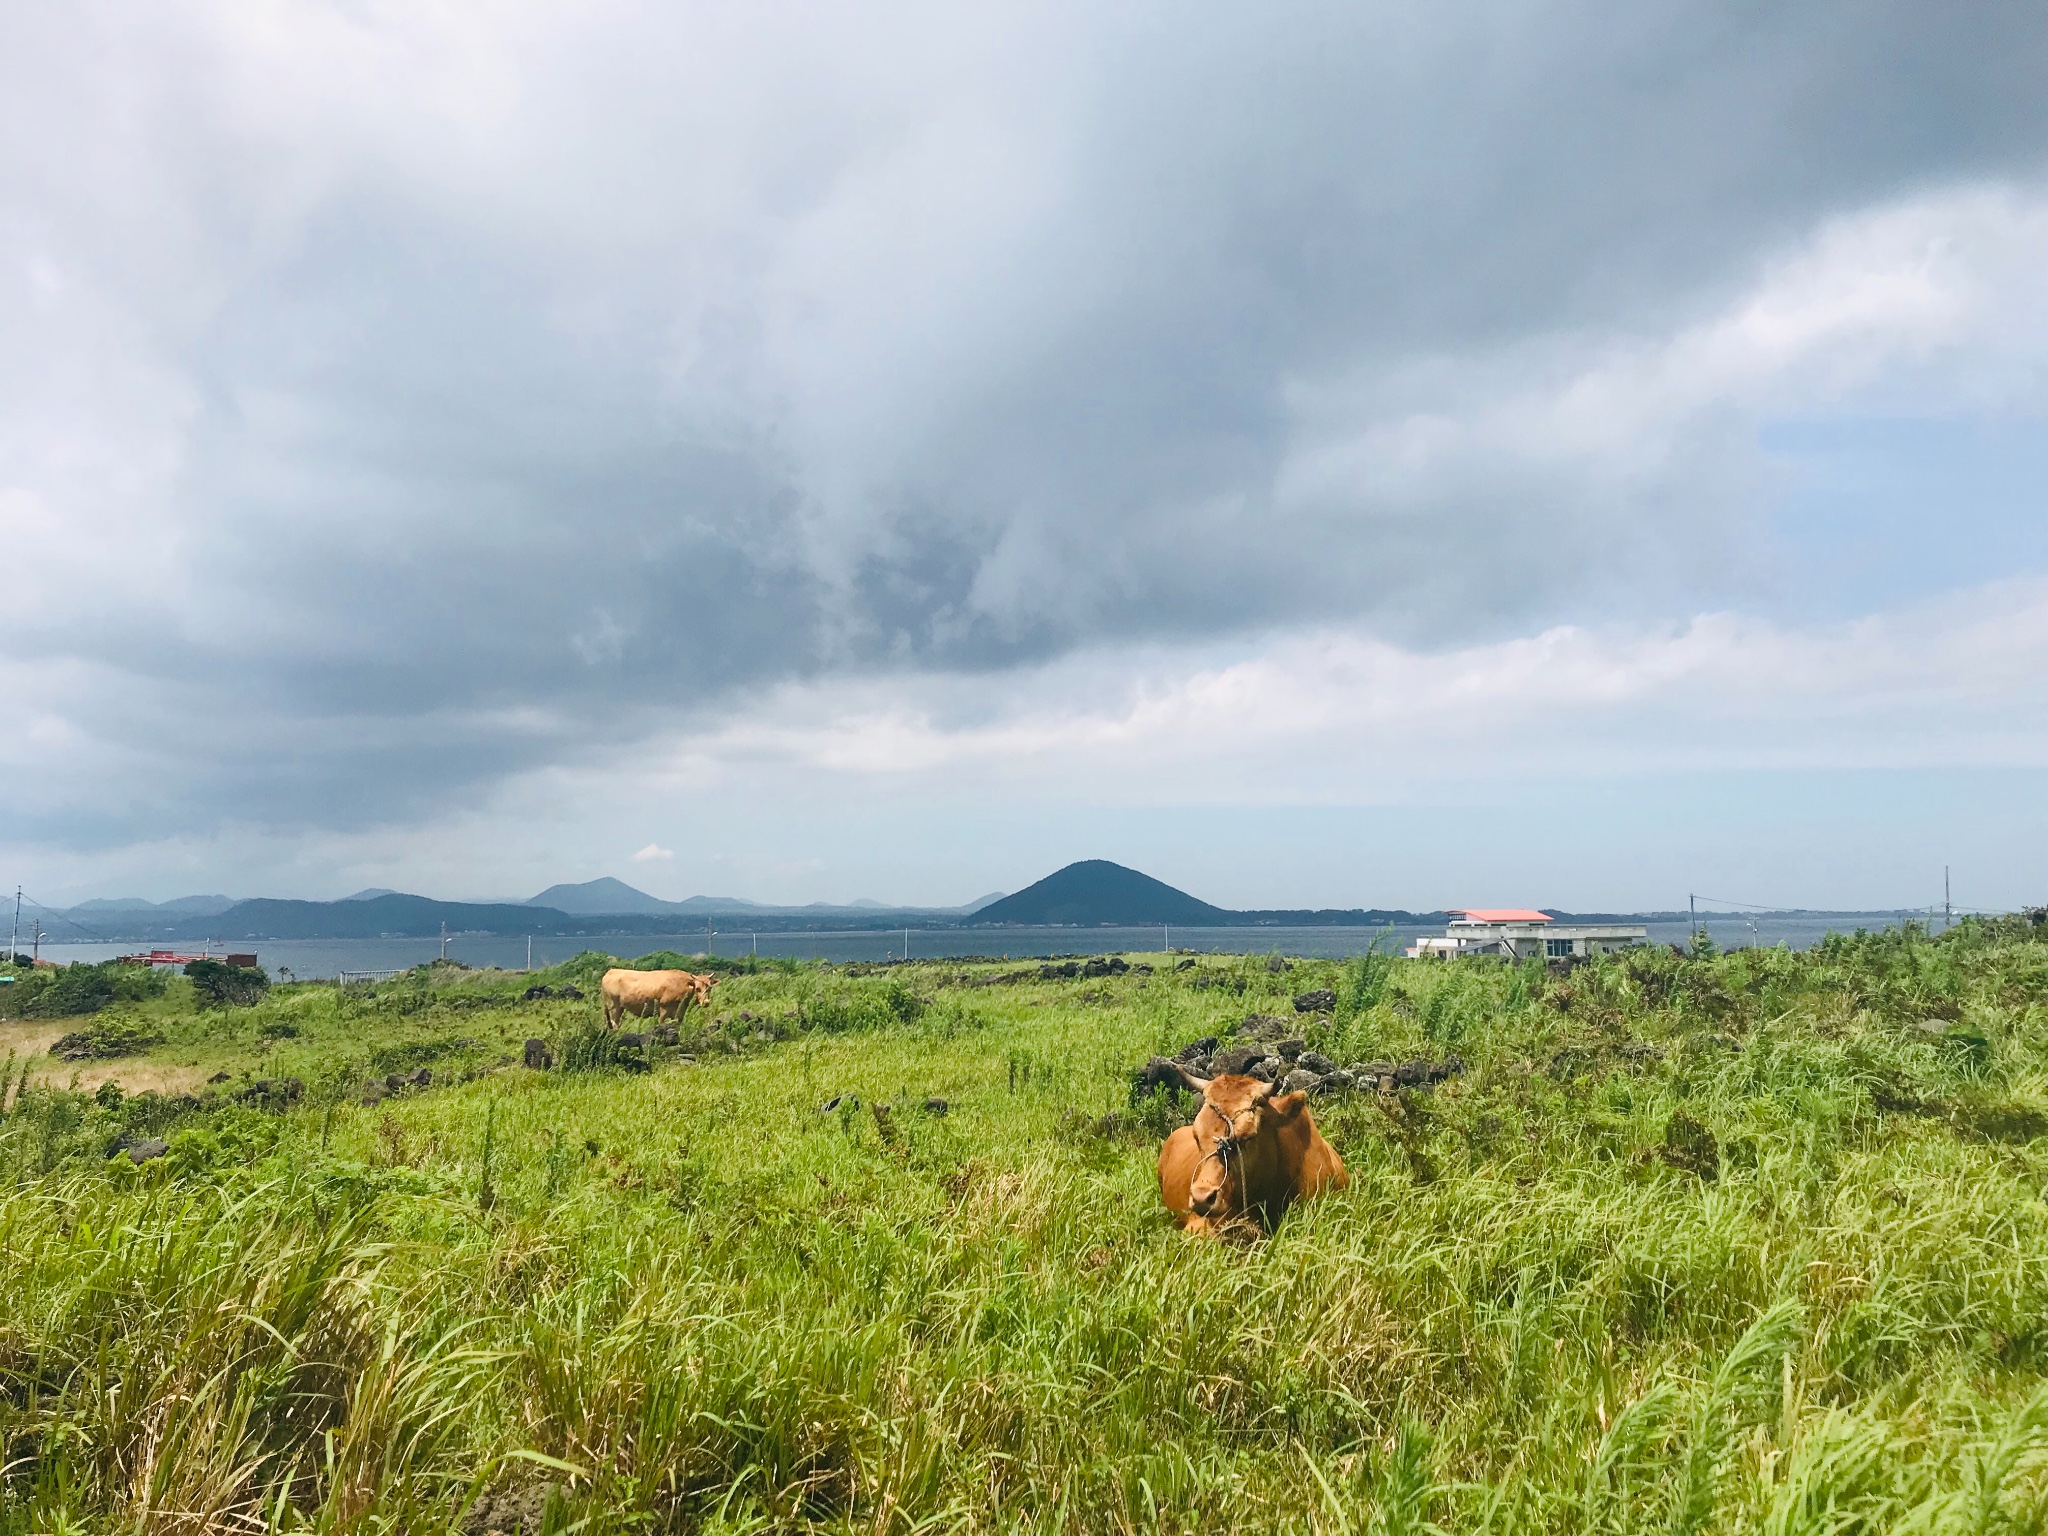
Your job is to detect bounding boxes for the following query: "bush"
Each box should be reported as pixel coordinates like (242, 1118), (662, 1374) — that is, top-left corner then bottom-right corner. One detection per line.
(186, 958), (270, 1008)
(20, 959), (164, 1018)
(800, 978), (925, 1034)
(555, 1019), (645, 1074)
(50, 1017), (164, 1061)
(1337, 945), (1395, 1019)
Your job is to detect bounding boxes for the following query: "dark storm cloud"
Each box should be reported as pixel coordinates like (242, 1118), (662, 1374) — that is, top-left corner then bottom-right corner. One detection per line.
(3, 0), (2047, 846)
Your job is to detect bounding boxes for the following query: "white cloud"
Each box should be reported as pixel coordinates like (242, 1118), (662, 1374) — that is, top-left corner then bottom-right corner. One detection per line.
(1275, 185), (2048, 579)
(631, 842), (674, 862)
(5, 1), (2048, 902)
(659, 573), (2048, 798)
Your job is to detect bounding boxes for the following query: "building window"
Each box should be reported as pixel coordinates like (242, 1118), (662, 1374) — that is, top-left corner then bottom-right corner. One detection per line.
(1547, 938), (1573, 958)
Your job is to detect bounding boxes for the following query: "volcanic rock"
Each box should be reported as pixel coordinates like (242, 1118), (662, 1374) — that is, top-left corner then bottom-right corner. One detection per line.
(1212, 1044), (1269, 1076)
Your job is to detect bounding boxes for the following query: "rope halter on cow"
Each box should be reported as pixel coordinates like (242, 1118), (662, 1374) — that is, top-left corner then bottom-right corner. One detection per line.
(1194, 1108), (1240, 1180)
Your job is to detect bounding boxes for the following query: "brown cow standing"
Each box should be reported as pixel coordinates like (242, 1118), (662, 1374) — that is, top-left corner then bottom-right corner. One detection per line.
(1158, 1067), (1348, 1236)
(600, 967), (718, 1028)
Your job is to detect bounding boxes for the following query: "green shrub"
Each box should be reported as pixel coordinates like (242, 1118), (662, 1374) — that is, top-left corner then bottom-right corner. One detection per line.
(800, 977), (925, 1034)
(15, 966), (103, 1017)
(49, 1016), (164, 1061)
(1337, 943), (1395, 1018)
(555, 1019), (644, 1074)
(186, 958), (270, 1008)
(1420, 969), (1484, 1045)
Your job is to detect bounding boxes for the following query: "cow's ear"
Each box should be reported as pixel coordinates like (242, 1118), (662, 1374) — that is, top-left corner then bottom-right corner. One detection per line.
(1264, 1088), (1304, 1117)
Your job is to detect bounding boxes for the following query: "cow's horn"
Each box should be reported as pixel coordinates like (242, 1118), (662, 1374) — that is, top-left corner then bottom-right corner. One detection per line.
(1172, 1061), (1211, 1094)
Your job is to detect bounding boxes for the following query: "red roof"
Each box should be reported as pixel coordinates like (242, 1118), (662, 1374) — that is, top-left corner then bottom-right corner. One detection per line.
(1448, 908), (1553, 923)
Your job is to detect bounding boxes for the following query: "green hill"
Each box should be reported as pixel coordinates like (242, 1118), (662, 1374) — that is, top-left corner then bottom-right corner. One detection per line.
(970, 859), (1231, 925)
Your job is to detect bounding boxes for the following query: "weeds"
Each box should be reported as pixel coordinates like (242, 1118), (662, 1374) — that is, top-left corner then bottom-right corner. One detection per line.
(1, 929), (2048, 1530)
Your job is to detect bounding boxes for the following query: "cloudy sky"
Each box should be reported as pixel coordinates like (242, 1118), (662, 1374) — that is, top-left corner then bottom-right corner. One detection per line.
(5, 0), (2048, 912)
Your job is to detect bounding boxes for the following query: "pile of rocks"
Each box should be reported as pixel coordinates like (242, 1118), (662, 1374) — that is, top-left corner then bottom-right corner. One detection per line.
(964, 956), (1157, 987)
(359, 1068), (430, 1106)
(1134, 1010), (1465, 1102)
(234, 1076), (305, 1111)
(615, 1023), (682, 1050)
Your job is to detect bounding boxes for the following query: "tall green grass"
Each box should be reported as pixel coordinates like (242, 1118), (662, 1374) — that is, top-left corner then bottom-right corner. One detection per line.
(4, 920), (2048, 1531)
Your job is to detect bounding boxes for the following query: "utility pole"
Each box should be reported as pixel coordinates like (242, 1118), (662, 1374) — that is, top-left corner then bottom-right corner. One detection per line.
(1945, 867), (1952, 932)
(904, 927), (910, 961)
(440, 922), (448, 961)
(32, 920), (43, 963)
(1689, 894), (1698, 947)
(526, 935), (532, 971)
(9, 886), (18, 965)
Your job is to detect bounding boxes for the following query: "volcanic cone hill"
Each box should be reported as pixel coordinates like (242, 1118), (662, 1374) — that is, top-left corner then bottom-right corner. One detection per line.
(969, 860), (1230, 926)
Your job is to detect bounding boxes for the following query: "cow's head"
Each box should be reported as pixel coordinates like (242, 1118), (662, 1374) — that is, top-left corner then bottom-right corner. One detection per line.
(1172, 1065), (1303, 1222)
(691, 972), (719, 1006)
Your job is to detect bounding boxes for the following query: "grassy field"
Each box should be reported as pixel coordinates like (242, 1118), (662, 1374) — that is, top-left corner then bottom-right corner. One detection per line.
(6, 918), (2048, 1533)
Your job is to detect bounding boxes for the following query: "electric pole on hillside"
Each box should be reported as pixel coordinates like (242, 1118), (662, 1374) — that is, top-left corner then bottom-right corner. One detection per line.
(9, 886), (18, 965)
(1946, 867), (1952, 932)
(1689, 894), (1698, 945)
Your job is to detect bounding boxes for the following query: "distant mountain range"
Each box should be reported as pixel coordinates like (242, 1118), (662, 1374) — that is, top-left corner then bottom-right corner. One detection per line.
(39, 877), (1012, 941)
(525, 876), (1004, 919)
(67, 894), (239, 916)
(35, 862), (1942, 942)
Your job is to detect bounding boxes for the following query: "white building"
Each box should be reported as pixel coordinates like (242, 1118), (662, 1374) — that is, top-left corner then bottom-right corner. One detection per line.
(1406, 908), (1647, 960)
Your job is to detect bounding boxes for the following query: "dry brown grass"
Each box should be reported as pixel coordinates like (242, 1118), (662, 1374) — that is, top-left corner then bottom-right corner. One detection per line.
(24, 1059), (216, 1097)
(0, 1018), (68, 1057)
(0, 1018), (214, 1099)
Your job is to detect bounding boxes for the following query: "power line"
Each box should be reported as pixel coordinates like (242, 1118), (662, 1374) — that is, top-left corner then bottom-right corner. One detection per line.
(10, 893), (128, 943)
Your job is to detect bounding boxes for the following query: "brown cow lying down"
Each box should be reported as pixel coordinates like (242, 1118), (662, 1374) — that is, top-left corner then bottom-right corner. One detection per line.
(1158, 1066), (1348, 1236)
(600, 967), (718, 1028)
